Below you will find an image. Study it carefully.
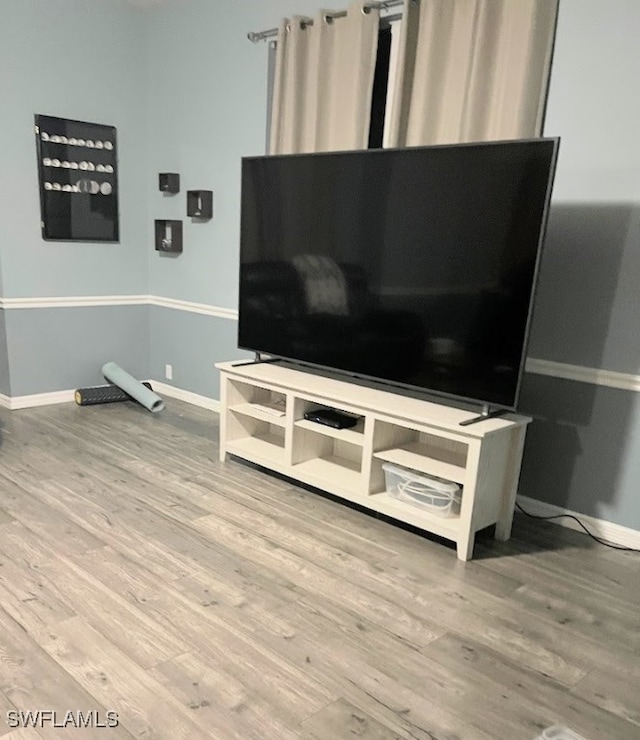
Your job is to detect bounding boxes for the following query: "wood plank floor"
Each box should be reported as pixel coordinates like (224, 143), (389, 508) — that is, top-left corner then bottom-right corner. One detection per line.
(0, 399), (638, 739)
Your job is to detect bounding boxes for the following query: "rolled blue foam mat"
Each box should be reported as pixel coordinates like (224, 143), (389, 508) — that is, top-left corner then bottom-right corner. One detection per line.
(102, 362), (165, 413)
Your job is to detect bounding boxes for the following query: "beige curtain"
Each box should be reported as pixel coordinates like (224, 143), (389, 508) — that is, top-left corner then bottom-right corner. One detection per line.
(387, 0), (559, 147)
(269, 2), (380, 154)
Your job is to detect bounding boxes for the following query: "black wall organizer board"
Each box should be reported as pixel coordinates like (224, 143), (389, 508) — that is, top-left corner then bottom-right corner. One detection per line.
(35, 114), (119, 242)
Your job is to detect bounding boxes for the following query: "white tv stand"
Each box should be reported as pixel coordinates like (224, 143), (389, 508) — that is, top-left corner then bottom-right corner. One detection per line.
(217, 361), (531, 561)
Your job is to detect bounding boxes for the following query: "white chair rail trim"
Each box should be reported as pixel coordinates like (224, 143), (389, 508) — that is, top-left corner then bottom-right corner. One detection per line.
(1, 294), (637, 391)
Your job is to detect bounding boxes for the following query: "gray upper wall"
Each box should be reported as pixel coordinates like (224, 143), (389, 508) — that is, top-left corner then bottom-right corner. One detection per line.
(530, 0), (640, 375)
(144, 0), (323, 309)
(529, 203), (639, 374)
(0, 0), (148, 298)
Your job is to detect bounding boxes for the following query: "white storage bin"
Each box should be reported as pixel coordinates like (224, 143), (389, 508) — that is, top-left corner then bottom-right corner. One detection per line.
(534, 727), (587, 740)
(382, 462), (461, 516)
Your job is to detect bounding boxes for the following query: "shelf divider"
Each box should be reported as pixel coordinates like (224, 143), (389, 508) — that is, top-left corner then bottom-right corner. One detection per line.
(230, 402), (287, 427)
(294, 418), (365, 445)
(293, 456), (362, 492)
(373, 444), (466, 484)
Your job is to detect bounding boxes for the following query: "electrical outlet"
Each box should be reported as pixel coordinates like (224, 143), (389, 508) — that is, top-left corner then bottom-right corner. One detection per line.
(165, 364), (173, 380)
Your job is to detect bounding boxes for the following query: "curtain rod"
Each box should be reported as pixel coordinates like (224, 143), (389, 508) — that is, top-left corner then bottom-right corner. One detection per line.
(247, 0), (405, 43)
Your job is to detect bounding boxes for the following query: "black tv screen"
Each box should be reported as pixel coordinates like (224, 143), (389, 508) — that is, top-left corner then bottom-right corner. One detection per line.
(239, 139), (558, 408)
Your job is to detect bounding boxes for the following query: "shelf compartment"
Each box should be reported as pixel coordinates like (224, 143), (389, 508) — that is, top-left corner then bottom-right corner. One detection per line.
(371, 420), (467, 491)
(226, 379), (286, 410)
(294, 455), (362, 493)
(294, 418), (365, 446)
(224, 406), (285, 462)
(226, 432), (286, 466)
(292, 422), (362, 480)
(370, 492), (460, 538)
(373, 445), (466, 485)
(293, 397), (365, 444)
(230, 402), (287, 427)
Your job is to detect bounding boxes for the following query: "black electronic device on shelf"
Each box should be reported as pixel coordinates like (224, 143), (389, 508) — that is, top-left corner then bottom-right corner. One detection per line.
(303, 409), (361, 430)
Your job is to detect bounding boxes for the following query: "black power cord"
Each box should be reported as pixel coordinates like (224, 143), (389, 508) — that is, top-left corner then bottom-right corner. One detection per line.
(515, 502), (640, 553)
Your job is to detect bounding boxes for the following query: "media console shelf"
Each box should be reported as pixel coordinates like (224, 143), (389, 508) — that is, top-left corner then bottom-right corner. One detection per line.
(217, 361), (531, 561)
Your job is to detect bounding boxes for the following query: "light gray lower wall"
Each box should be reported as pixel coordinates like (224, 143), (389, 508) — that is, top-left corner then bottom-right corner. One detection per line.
(149, 307), (250, 400)
(0, 0), (148, 300)
(518, 372), (640, 530)
(0, 309), (10, 396)
(5, 305), (149, 396)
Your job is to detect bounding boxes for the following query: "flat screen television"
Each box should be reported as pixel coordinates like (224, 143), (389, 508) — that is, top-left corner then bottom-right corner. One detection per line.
(238, 138), (559, 409)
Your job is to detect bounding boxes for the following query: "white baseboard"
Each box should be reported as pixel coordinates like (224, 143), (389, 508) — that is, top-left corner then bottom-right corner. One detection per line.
(0, 382), (220, 413)
(151, 381), (220, 412)
(517, 494), (640, 550)
(8, 389), (76, 410)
